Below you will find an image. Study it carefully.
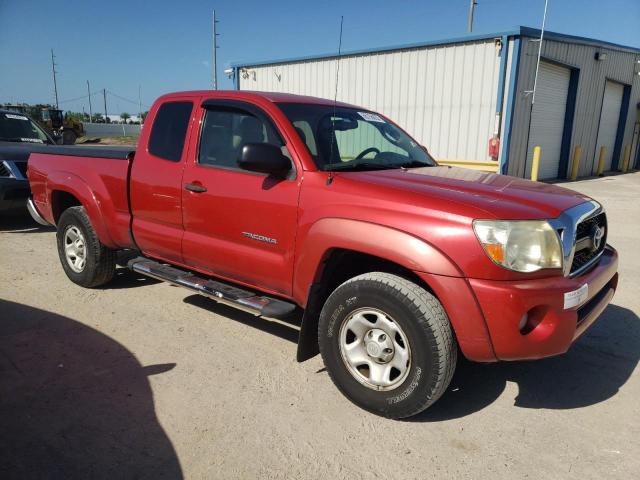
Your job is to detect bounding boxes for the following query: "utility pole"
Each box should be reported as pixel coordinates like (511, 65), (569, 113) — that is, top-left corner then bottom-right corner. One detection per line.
(103, 88), (108, 122)
(51, 49), (59, 108)
(87, 80), (93, 122)
(468, 0), (477, 32)
(212, 10), (219, 89)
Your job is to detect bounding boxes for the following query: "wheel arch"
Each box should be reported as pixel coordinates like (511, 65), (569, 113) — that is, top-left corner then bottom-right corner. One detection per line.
(47, 172), (116, 247)
(294, 218), (464, 362)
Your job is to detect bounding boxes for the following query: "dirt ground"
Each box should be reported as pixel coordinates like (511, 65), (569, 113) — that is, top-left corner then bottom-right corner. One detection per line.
(1, 172), (639, 479)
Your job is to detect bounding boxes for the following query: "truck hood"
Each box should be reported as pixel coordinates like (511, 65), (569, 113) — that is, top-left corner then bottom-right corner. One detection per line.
(342, 166), (590, 219)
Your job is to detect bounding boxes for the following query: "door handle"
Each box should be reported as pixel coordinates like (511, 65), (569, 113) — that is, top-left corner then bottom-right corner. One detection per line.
(185, 183), (207, 193)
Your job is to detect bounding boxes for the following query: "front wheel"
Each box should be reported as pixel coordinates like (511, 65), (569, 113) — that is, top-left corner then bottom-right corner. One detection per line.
(318, 272), (457, 419)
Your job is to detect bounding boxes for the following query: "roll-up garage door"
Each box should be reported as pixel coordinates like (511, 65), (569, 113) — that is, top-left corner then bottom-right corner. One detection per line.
(526, 62), (571, 180)
(595, 81), (624, 172)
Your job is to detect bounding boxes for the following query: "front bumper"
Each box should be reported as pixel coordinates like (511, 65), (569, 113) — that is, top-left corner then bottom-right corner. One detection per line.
(469, 246), (618, 360)
(0, 177), (30, 211)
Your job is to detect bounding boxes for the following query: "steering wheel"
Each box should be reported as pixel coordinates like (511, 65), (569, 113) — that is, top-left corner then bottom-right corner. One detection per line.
(354, 147), (380, 161)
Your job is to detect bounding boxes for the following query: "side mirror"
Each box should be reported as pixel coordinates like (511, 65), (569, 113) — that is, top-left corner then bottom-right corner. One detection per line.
(238, 143), (290, 176)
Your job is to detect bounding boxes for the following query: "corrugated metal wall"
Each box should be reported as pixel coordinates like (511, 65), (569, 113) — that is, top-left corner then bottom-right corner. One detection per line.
(507, 37), (640, 178)
(239, 39), (502, 163)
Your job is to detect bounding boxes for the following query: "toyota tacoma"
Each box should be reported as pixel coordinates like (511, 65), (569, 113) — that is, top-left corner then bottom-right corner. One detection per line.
(27, 91), (618, 418)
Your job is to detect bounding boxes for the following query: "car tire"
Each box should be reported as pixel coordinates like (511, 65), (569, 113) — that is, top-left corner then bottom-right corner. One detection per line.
(62, 130), (77, 145)
(56, 206), (116, 288)
(318, 272), (457, 419)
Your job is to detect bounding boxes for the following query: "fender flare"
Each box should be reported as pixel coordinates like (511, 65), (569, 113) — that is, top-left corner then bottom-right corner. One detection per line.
(293, 218), (463, 305)
(46, 170), (117, 248)
(293, 218), (465, 362)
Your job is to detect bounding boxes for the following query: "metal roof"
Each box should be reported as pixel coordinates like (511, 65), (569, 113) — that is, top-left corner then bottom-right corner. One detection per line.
(231, 26), (640, 68)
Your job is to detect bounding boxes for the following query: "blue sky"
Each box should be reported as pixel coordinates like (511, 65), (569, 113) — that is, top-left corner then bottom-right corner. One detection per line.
(1, 0), (638, 114)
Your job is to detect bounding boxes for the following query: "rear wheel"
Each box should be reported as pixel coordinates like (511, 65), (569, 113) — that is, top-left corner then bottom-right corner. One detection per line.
(318, 272), (457, 419)
(56, 206), (116, 288)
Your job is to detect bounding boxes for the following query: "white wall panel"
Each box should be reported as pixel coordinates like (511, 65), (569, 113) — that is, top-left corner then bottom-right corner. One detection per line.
(595, 81), (624, 171)
(239, 39), (502, 162)
(526, 62), (571, 179)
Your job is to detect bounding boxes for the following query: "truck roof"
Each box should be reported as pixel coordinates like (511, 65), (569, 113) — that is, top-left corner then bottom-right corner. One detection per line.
(157, 90), (358, 109)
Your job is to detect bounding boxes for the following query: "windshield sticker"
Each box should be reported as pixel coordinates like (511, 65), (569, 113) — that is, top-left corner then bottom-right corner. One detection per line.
(4, 113), (29, 121)
(20, 138), (44, 143)
(358, 111), (385, 123)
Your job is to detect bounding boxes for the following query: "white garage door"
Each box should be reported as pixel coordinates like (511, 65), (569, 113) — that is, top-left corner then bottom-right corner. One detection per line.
(595, 81), (624, 172)
(526, 62), (571, 180)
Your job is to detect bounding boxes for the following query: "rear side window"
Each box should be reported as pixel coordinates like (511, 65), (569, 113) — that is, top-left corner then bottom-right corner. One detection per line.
(148, 101), (193, 161)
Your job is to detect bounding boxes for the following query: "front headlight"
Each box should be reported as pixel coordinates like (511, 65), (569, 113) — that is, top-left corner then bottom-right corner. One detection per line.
(473, 220), (562, 273)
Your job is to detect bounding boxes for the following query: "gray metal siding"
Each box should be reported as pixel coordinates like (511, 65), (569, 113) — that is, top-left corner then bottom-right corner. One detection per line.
(497, 38), (515, 162)
(507, 37), (640, 178)
(239, 39), (502, 162)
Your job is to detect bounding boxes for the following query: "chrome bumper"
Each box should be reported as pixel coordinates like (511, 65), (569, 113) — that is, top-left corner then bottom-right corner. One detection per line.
(27, 198), (51, 226)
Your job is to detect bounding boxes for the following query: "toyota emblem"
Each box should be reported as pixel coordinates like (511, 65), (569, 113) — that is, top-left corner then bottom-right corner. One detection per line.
(591, 225), (605, 251)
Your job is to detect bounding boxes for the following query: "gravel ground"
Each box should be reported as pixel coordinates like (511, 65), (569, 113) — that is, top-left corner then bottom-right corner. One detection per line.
(1, 172), (639, 479)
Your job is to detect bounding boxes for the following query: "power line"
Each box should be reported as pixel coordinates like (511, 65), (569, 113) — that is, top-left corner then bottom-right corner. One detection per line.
(58, 90), (102, 104)
(106, 90), (150, 109)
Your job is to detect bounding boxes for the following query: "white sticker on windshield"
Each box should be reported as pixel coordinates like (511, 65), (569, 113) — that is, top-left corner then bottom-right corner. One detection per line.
(5, 113), (29, 121)
(358, 111), (385, 123)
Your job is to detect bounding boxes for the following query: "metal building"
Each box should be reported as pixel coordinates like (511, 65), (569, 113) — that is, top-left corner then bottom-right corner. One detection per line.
(231, 26), (640, 179)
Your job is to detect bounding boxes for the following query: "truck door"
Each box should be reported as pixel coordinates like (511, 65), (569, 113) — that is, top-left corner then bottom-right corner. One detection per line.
(130, 99), (195, 263)
(180, 100), (300, 297)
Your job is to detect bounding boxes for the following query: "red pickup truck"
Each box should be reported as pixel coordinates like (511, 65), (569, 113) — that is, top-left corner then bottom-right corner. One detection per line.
(27, 91), (618, 418)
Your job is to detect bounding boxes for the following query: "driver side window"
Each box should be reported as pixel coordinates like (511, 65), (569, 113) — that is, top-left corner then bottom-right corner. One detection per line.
(198, 109), (279, 170)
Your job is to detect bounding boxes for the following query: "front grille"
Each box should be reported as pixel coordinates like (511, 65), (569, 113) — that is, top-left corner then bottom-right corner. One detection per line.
(0, 162), (10, 177)
(570, 212), (607, 275)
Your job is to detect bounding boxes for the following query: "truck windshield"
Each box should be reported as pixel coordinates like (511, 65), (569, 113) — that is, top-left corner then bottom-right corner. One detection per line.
(276, 103), (435, 171)
(0, 112), (51, 143)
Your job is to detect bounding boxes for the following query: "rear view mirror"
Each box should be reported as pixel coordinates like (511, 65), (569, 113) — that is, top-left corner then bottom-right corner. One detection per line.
(238, 143), (291, 176)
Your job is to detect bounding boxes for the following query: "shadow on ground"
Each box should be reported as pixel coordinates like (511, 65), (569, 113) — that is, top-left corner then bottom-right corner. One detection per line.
(0, 300), (182, 479)
(411, 304), (639, 422)
(183, 294), (301, 344)
(0, 209), (55, 233)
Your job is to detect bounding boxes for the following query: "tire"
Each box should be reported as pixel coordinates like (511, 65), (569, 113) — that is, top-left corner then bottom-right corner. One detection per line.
(62, 130), (77, 145)
(56, 206), (116, 288)
(318, 272), (457, 419)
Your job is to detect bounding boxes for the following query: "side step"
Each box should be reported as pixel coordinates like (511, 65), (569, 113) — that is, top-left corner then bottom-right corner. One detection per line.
(127, 257), (296, 319)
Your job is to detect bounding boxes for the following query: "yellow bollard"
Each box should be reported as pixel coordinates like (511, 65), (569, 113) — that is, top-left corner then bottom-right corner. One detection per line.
(621, 144), (631, 173)
(531, 146), (541, 181)
(596, 146), (606, 176)
(570, 146), (582, 181)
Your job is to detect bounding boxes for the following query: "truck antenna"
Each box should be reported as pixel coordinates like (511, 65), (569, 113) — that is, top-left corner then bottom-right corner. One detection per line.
(327, 15), (344, 186)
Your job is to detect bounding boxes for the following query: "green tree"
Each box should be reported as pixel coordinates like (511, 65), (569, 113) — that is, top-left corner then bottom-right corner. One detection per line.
(65, 111), (86, 122)
(120, 112), (131, 124)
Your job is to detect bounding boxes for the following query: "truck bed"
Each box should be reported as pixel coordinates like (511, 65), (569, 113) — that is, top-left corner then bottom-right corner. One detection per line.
(28, 147), (136, 249)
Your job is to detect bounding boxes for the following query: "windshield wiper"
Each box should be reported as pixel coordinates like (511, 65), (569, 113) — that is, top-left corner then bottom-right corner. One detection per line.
(396, 160), (434, 169)
(323, 161), (401, 172)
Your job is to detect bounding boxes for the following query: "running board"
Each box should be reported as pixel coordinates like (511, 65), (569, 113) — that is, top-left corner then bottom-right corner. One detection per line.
(127, 257), (296, 319)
